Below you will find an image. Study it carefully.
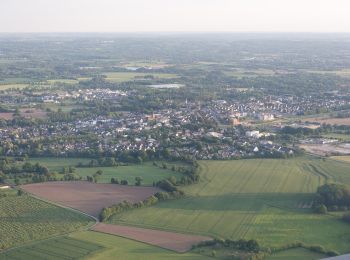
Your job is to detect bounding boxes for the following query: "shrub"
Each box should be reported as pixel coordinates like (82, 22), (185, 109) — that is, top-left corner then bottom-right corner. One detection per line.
(120, 180), (128, 185)
(314, 204), (328, 214)
(342, 212), (350, 223)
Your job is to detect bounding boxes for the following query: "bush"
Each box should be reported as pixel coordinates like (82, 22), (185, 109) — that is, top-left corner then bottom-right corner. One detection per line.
(317, 183), (350, 207)
(120, 180), (128, 185)
(156, 179), (177, 192)
(314, 204), (328, 214)
(111, 178), (119, 184)
(342, 212), (350, 223)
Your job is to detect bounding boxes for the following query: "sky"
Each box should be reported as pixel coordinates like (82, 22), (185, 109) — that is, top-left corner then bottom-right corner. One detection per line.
(1, 0), (350, 33)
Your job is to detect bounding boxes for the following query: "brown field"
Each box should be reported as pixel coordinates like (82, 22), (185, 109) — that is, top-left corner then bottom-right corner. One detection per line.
(0, 109), (47, 120)
(302, 117), (350, 126)
(92, 223), (212, 253)
(21, 181), (160, 218)
(300, 144), (350, 156)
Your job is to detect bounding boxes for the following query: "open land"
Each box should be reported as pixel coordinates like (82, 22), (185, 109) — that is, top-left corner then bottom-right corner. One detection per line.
(103, 72), (178, 82)
(0, 236), (103, 260)
(330, 155), (350, 163)
(0, 189), (93, 250)
(266, 247), (326, 260)
(302, 117), (350, 126)
(71, 231), (213, 259)
(0, 109), (47, 120)
(300, 143), (350, 156)
(107, 157), (350, 253)
(21, 181), (160, 218)
(29, 158), (183, 185)
(92, 223), (211, 253)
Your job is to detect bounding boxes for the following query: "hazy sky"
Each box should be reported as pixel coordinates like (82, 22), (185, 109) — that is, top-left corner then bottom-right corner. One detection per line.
(1, 0), (350, 33)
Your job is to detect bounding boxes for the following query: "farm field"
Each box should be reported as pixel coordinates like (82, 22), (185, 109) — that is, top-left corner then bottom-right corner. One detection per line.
(306, 68), (350, 78)
(21, 181), (160, 218)
(302, 116), (350, 126)
(74, 164), (183, 185)
(0, 83), (30, 90)
(330, 156), (350, 163)
(224, 68), (276, 78)
(70, 231), (212, 260)
(0, 236), (103, 260)
(0, 109), (47, 120)
(103, 72), (178, 82)
(322, 133), (350, 141)
(29, 158), (182, 185)
(108, 157), (350, 253)
(92, 223), (212, 253)
(47, 79), (79, 84)
(0, 189), (93, 250)
(266, 247), (326, 260)
(300, 143), (350, 156)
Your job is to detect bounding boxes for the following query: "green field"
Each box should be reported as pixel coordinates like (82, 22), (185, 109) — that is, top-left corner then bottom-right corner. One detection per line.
(306, 68), (350, 78)
(103, 72), (178, 82)
(322, 133), (350, 141)
(224, 68), (276, 79)
(0, 236), (103, 260)
(108, 157), (350, 253)
(29, 158), (183, 185)
(267, 247), (326, 260)
(0, 83), (30, 90)
(330, 156), (350, 163)
(47, 79), (79, 84)
(70, 231), (211, 260)
(0, 189), (93, 250)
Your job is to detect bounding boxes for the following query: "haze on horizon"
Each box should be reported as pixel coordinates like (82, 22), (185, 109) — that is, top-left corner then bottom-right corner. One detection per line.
(1, 0), (350, 33)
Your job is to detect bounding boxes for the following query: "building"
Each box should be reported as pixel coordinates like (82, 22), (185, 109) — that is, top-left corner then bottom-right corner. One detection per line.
(246, 130), (261, 138)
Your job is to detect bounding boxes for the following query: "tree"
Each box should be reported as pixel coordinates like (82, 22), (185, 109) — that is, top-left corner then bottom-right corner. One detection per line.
(315, 204), (328, 214)
(96, 170), (103, 175)
(135, 176), (143, 186)
(342, 212), (350, 223)
(120, 180), (128, 185)
(111, 178), (119, 184)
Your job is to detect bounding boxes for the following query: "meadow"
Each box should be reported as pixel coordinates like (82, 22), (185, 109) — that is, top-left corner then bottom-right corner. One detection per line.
(108, 157), (350, 253)
(0, 189), (93, 250)
(0, 83), (30, 90)
(330, 156), (350, 163)
(103, 72), (178, 82)
(267, 247), (326, 260)
(29, 158), (183, 186)
(0, 236), (103, 260)
(70, 231), (212, 259)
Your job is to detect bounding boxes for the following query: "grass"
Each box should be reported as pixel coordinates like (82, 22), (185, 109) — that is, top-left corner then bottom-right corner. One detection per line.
(0, 236), (103, 260)
(306, 68), (350, 78)
(267, 247), (326, 260)
(224, 68), (276, 79)
(108, 157), (350, 254)
(29, 157), (91, 172)
(70, 231), (211, 259)
(0, 189), (93, 250)
(103, 72), (178, 82)
(330, 156), (350, 163)
(47, 79), (79, 84)
(74, 164), (183, 185)
(29, 158), (184, 186)
(0, 83), (30, 90)
(322, 133), (350, 141)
